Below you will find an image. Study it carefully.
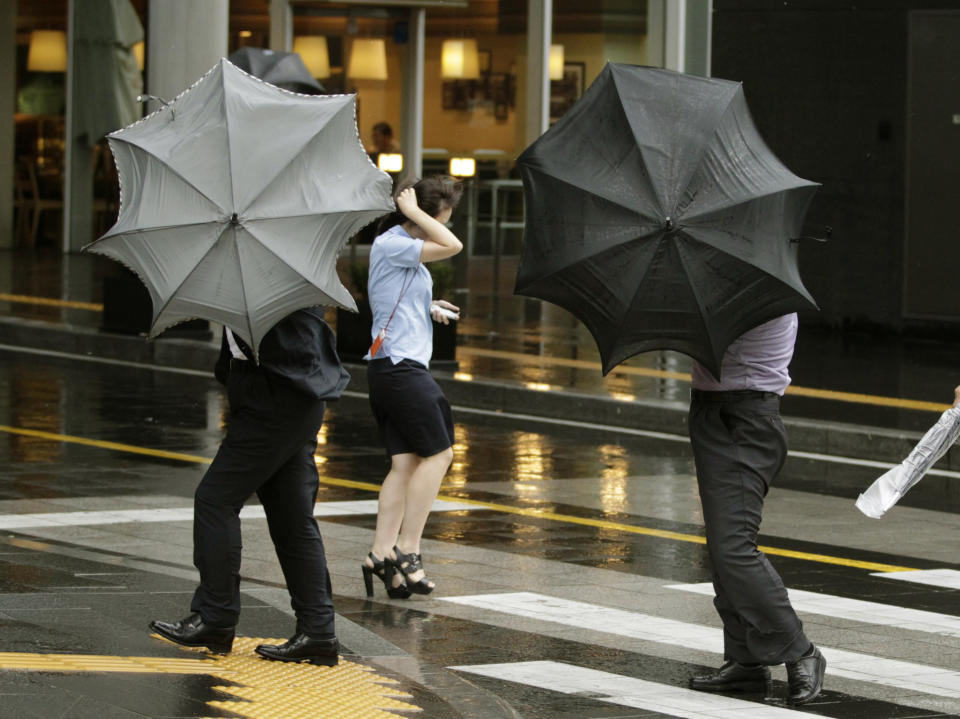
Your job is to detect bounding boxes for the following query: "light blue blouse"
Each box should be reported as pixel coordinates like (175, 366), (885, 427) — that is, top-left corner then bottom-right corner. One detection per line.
(363, 224), (435, 367)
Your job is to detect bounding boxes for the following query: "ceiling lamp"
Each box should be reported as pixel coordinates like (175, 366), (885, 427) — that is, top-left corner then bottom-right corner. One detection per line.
(293, 36), (330, 79)
(549, 44), (565, 81)
(27, 30), (67, 72)
(441, 39), (480, 80)
(348, 38), (388, 80)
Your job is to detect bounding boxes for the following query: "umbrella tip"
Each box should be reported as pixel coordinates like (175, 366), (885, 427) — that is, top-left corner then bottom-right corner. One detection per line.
(664, 217), (675, 232)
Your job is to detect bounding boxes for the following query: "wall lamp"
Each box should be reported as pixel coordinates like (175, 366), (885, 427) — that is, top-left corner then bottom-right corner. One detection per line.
(449, 157), (475, 177)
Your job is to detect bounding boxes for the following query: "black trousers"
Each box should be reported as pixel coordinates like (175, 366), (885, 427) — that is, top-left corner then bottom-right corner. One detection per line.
(688, 389), (810, 665)
(190, 361), (334, 637)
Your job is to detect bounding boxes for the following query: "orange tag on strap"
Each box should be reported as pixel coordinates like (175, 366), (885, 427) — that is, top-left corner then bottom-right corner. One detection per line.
(368, 328), (386, 357)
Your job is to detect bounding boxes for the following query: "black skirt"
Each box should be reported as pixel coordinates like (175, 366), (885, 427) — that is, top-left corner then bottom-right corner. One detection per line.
(367, 358), (455, 458)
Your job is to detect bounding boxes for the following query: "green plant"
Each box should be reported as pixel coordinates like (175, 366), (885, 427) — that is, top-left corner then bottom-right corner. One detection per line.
(347, 262), (368, 303)
(346, 261), (455, 302)
(428, 261), (455, 299)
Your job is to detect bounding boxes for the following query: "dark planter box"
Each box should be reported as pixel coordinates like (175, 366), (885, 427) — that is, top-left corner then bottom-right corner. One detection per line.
(336, 302), (458, 371)
(102, 270), (211, 339)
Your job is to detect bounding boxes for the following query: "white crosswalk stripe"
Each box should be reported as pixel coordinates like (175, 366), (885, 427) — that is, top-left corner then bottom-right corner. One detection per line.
(440, 592), (960, 699)
(870, 569), (960, 590)
(667, 582), (960, 637)
(451, 661), (808, 718)
(0, 499), (478, 530)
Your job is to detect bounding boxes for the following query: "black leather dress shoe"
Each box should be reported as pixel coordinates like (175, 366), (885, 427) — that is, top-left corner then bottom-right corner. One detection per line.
(690, 660), (771, 692)
(149, 613), (234, 654)
(786, 645), (826, 704)
(255, 633), (339, 666)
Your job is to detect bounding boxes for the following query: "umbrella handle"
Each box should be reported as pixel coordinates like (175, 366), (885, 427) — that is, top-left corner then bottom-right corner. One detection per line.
(790, 226), (832, 243)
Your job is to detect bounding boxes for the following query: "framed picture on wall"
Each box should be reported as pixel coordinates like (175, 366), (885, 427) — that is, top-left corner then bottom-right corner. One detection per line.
(550, 61), (585, 123)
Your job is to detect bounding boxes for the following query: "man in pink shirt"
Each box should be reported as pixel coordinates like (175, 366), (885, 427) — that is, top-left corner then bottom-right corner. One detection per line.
(687, 313), (826, 705)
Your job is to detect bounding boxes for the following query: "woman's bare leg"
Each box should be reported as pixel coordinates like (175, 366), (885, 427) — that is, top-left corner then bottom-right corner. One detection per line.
(370, 452), (418, 561)
(395, 447), (453, 584)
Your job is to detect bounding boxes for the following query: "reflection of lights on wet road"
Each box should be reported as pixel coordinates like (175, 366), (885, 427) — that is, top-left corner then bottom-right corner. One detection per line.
(452, 372), (473, 381)
(10, 366), (63, 464)
(445, 428), (470, 488)
(523, 382), (554, 392)
(598, 444), (629, 512)
(513, 431), (548, 484)
(609, 392), (636, 402)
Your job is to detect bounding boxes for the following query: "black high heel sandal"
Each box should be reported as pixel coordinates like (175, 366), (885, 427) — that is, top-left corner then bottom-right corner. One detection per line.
(361, 552), (411, 599)
(392, 546), (435, 595)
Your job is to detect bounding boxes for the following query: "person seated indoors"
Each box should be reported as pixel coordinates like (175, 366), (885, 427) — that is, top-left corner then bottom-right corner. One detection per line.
(367, 122), (399, 156)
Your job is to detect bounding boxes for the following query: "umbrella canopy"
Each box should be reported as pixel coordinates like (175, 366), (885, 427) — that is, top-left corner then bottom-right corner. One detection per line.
(515, 63), (820, 379)
(228, 47), (326, 95)
(84, 58), (393, 357)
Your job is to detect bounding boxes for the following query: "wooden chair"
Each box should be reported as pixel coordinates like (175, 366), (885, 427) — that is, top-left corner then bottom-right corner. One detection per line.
(17, 157), (64, 248)
(13, 160), (30, 244)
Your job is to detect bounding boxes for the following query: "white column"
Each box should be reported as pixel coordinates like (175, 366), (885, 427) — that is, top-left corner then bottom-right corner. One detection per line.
(401, 8), (425, 182)
(63, 0), (80, 251)
(664, 0), (687, 72)
(146, 0), (228, 108)
(646, 0), (687, 72)
(269, 0), (292, 52)
(0, 0), (15, 247)
(684, 0), (712, 77)
(524, 0), (552, 146)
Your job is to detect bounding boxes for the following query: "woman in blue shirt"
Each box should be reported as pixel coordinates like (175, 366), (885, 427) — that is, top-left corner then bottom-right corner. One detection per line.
(361, 175), (463, 598)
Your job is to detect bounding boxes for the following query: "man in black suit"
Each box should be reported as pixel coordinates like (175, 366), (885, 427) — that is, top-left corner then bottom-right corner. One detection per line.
(150, 307), (349, 666)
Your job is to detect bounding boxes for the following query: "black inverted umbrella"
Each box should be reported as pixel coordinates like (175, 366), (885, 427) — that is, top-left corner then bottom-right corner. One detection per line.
(228, 47), (326, 94)
(515, 63), (820, 379)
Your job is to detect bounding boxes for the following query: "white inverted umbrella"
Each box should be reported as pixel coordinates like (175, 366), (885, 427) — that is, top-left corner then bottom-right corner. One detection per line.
(856, 406), (960, 518)
(84, 57), (393, 357)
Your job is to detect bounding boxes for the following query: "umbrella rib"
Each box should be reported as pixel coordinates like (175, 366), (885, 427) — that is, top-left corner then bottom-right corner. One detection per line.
(233, 230), (255, 348)
(221, 68), (237, 213)
(670, 237), (718, 366)
(91, 220), (225, 244)
(665, 83), (741, 219)
(524, 166), (661, 223)
(110, 138), (230, 216)
(674, 99), (816, 222)
(238, 101), (356, 215)
(680, 184), (818, 225)
(618, 237), (663, 343)
(149, 223), (233, 329)
(241, 222), (337, 288)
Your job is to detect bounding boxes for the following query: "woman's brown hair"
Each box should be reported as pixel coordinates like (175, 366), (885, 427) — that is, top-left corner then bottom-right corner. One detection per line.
(377, 175), (464, 235)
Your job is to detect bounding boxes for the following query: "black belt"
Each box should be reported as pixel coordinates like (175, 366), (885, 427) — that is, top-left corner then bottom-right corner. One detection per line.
(690, 389), (779, 401)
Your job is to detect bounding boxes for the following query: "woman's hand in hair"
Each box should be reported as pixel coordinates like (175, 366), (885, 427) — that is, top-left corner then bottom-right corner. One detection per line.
(954, 385), (960, 407)
(396, 187), (420, 220)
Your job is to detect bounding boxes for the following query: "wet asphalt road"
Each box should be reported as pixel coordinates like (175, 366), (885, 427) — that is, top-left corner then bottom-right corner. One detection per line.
(1, 347), (959, 719)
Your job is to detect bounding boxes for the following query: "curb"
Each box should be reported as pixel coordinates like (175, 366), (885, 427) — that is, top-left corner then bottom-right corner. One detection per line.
(1, 316), (955, 471)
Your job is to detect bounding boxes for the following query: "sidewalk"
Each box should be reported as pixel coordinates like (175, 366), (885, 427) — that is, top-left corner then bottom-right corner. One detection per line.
(1, 248), (958, 469)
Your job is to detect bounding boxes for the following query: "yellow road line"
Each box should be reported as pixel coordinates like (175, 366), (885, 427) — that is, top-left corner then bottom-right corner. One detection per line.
(0, 293), (103, 312)
(0, 425), (212, 464)
(0, 425), (918, 573)
(0, 295), (949, 412)
(458, 347), (952, 412)
(314, 477), (916, 573)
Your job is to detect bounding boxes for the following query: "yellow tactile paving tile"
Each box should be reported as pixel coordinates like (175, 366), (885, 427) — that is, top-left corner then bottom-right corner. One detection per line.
(0, 636), (422, 718)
